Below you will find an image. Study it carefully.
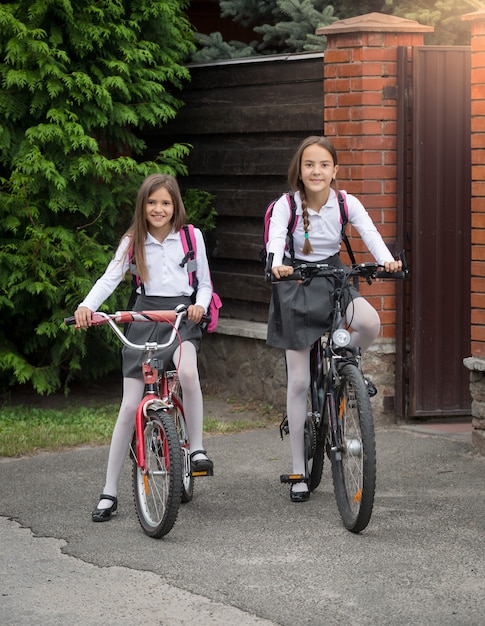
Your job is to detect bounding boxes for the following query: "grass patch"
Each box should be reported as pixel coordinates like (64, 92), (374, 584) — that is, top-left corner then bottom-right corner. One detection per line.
(203, 417), (272, 434)
(0, 405), (119, 458)
(0, 398), (278, 457)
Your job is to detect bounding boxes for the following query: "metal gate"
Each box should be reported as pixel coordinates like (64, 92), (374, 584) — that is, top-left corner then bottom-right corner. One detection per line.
(407, 46), (472, 418)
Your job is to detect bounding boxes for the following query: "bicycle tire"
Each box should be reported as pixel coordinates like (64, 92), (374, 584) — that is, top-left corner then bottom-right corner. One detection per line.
(172, 394), (194, 503)
(308, 342), (325, 491)
(329, 363), (376, 533)
(132, 409), (183, 538)
(306, 400), (325, 491)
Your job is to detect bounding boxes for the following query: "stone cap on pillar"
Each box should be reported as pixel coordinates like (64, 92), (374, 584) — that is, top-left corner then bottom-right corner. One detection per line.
(462, 8), (485, 22)
(316, 12), (433, 35)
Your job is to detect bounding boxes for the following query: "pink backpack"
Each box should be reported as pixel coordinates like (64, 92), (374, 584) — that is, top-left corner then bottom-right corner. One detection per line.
(128, 225), (222, 333)
(180, 224), (222, 333)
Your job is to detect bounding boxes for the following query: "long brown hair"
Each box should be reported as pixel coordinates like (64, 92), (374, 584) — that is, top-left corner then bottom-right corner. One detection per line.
(124, 174), (186, 284)
(287, 136), (339, 255)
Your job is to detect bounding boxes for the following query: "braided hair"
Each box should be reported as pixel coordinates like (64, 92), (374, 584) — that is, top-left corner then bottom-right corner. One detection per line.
(287, 136), (339, 256)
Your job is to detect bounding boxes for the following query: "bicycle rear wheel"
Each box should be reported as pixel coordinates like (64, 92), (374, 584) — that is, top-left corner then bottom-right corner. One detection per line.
(329, 363), (376, 533)
(132, 409), (183, 538)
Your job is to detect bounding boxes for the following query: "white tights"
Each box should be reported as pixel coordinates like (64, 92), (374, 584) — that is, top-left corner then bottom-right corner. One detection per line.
(97, 342), (204, 509)
(286, 297), (380, 490)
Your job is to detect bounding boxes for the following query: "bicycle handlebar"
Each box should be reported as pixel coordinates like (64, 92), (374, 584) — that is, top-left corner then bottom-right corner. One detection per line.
(64, 304), (196, 352)
(265, 251), (409, 284)
(64, 309), (180, 328)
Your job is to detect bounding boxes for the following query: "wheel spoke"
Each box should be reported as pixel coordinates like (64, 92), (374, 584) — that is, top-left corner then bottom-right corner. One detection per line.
(330, 364), (376, 533)
(132, 410), (182, 538)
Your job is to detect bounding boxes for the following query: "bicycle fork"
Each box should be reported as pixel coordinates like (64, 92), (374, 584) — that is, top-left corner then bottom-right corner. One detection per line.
(133, 359), (172, 490)
(326, 389), (342, 461)
(325, 357), (363, 463)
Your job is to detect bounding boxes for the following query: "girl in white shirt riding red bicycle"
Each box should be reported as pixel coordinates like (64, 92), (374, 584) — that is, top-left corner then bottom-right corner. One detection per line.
(266, 136), (402, 503)
(75, 173), (214, 522)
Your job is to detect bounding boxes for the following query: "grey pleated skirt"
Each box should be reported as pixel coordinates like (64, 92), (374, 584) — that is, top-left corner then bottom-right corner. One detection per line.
(266, 253), (360, 351)
(122, 295), (202, 380)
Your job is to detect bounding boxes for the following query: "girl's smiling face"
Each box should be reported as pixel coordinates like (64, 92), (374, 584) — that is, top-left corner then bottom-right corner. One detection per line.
(300, 143), (338, 199)
(145, 185), (174, 239)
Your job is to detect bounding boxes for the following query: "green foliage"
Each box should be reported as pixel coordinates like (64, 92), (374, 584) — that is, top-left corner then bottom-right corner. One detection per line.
(190, 0), (477, 62)
(0, 0), (198, 394)
(190, 32), (257, 61)
(383, 0), (477, 45)
(183, 188), (218, 232)
(254, 1), (338, 54)
(190, 0), (339, 62)
(332, 0), (384, 19)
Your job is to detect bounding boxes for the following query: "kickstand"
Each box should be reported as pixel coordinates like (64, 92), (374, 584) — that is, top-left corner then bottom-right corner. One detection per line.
(279, 414), (289, 440)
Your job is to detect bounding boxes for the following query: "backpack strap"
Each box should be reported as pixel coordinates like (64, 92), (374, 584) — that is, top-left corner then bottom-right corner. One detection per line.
(271, 193), (297, 330)
(127, 244), (145, 299)
(337, 191), (359, 289)
(180, 224), (199, 293)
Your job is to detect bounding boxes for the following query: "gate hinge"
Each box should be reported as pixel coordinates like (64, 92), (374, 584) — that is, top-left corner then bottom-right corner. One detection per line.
(383, 86), (398, 100)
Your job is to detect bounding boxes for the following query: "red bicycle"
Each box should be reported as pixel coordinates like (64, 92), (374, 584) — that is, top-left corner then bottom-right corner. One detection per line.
(65, 304), (212, 538)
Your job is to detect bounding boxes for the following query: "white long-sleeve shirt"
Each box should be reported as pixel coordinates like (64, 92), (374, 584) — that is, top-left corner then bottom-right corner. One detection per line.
(267, 189), (394, 267)
(79, 228), (213, 313)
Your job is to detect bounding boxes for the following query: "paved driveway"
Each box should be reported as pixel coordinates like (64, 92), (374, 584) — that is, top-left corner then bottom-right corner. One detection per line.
(1, 424), (484, 625)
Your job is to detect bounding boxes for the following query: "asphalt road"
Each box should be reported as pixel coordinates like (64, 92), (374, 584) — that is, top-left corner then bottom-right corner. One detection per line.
(1, 423), (484, 625)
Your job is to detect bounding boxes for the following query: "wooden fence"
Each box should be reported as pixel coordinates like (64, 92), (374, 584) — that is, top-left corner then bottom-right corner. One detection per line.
(149, 52), (325, 322)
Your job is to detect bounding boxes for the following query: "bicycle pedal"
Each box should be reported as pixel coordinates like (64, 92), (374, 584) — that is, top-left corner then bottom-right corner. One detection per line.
(280, 473), (308, 484)
(191, 468), (214, 477)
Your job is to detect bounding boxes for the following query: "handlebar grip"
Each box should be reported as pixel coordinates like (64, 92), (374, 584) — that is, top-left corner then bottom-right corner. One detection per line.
(64, 316), (76, 326)
(375, 270), (408, 280)
(271, 271), (303, 282)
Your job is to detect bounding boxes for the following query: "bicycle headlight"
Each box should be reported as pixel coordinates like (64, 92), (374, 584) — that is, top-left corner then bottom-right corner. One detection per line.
(332, 329), (351, 347)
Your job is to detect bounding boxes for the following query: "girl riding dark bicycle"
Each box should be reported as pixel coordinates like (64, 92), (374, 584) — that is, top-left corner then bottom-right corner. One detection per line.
(74, 173), (214, 522)
(266, 136), (402, 503)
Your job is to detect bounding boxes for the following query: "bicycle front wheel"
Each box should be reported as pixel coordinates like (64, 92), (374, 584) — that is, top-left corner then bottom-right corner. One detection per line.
(307, 410), (325, 492)
(308, 342), (326, 491)
(132, 409), (183, 538)
(172, 394), (194, 503)
(330, 363), (376, 533)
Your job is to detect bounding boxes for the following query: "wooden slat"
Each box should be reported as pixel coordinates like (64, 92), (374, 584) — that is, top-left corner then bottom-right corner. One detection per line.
(216, 299), (269, 323)
(207, 232), (260, 261)
(187, 54), (324, 90)
(144, 54), (325, 320)
(165, 105), (322, 135)
(212, 271), (271, 303)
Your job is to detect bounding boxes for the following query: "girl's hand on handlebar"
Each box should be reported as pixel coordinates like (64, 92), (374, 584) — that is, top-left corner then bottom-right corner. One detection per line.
(272, 265), (294, 280)
(74, 306), (93, 329)
(383, 259), (402, 273)
(187, 303), (205, 324)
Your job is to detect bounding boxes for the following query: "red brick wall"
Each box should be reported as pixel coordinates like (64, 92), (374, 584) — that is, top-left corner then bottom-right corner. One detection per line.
(465, 11), (485, 356)
(319, 17), (428, 341)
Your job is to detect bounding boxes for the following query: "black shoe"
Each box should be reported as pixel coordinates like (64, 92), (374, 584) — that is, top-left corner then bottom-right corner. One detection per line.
(190, 450), (214, 472)
(364, 377), (377, 397)
(290, 484), (310, 503)
(92, 494), (118, 522)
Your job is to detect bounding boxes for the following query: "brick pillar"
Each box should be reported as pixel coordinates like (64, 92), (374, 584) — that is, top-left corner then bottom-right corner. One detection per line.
(317, 14), (432, 422)
(463, 9), (485, 455)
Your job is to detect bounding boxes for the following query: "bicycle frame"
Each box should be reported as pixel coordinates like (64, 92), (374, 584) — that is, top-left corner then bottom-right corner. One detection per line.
(66, 305), (186, 476)
(318, 284), (363, 459)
